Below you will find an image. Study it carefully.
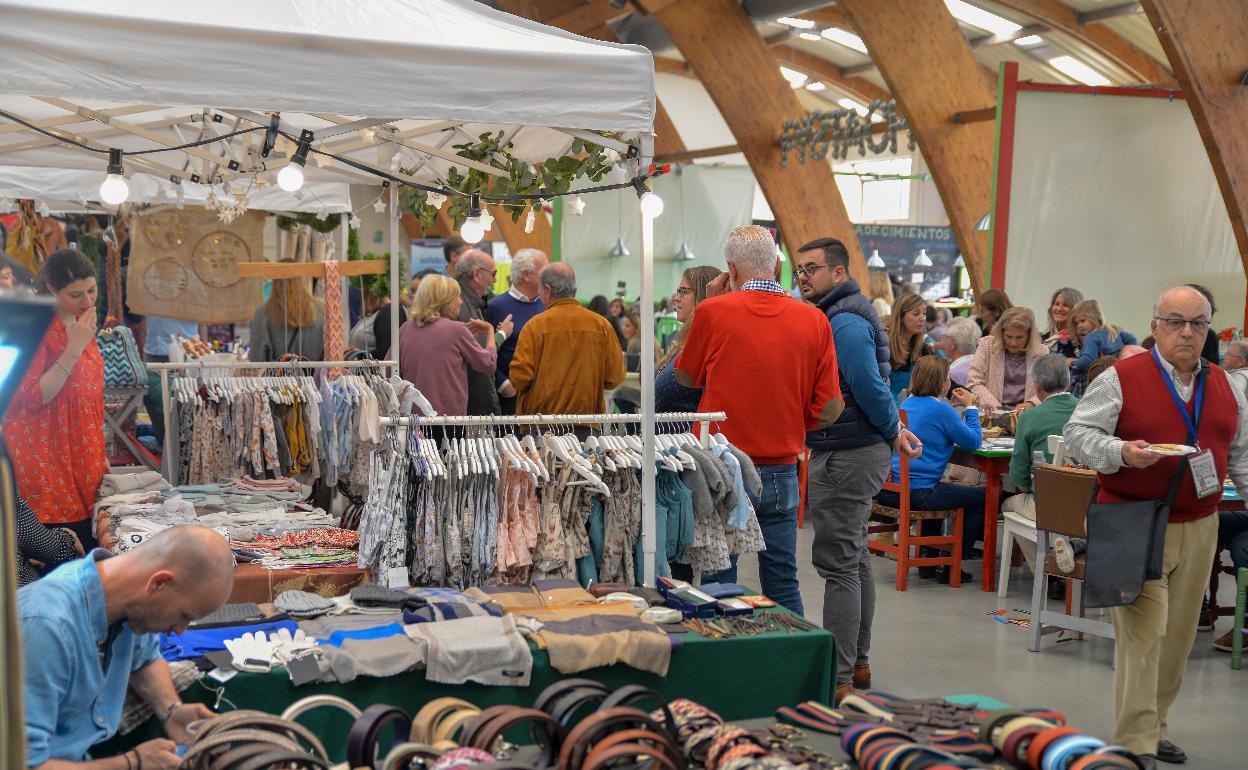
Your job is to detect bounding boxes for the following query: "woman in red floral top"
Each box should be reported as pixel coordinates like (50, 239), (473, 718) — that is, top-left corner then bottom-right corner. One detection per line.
(2, 249), (107, 548)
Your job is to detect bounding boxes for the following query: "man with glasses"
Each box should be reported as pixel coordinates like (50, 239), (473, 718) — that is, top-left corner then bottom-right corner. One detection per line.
(795, 237), (921, 702)
(1065, 286), (1248, 769)
(456, 249), (513, 415)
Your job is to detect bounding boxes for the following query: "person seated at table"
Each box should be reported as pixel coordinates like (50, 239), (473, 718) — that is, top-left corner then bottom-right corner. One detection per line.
(967, 306), (1048, 411)
(14, 491), (84, 587)
(927, 306), (950, 341)
(19, 525), (234, 770)
(875, 355), (985, 583)
(973, 288), (1013, 335)
(1002, 355), (1078, 524)
(1068, 299), (1137, 374)
(1043, 287), (1084, 359)
(932, 316), (981, 388)
(887, 291), (932, 403)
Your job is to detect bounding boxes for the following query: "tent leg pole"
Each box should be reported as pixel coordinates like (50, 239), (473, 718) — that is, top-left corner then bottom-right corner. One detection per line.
(389, 185), (400, 371)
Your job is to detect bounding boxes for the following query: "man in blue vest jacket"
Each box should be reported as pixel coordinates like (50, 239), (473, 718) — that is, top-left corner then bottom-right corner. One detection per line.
(797, 237), (921, 704)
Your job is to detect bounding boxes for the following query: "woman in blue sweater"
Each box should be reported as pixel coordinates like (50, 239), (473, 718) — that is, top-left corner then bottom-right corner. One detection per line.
(875, 355), (985, 583)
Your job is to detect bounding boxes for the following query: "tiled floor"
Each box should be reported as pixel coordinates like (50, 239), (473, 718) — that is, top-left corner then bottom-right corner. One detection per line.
(734, 523), (1248, 768)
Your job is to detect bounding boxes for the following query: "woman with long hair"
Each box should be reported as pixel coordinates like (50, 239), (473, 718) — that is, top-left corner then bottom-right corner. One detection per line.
(1043, 287), (1083, 358)
(2, 249), (108, 548)
(656, 266), (724, 416)
(973, 288), (1013, 334)
(887, 291), (932, 403)
(967, 306), (1048, 410)
(248, 275), (325, 361)
(397, 274), (496, 416)
(868, 271), (894, 320)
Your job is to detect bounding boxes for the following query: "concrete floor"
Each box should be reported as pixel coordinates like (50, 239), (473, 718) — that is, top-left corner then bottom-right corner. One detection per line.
(734, 523), (1248, 769)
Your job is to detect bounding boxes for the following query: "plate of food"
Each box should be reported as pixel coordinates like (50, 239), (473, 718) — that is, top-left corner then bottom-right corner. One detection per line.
(1147, 443), (1197, 456)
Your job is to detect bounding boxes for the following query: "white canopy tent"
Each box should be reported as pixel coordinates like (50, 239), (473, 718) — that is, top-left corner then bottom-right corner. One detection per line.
(0, 0), (670, 583)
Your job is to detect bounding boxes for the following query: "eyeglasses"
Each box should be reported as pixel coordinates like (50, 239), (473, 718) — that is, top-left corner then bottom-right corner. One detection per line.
(477, 268), (497, 278)
(793, 264), (830, 279)
(674, 287), (693, 297)
(1154, 316), (1210, 334)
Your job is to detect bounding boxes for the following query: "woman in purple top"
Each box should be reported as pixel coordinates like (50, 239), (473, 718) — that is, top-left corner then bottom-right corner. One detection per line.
(398, 274), (497, 415)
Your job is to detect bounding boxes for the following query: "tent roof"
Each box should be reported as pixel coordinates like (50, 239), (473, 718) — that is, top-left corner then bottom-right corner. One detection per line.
(0, 165), (353, 214)
(0, 0), (655, 134)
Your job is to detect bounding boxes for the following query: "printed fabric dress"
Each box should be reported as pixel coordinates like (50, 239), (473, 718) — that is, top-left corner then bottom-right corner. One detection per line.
(2, 317), (108, 525)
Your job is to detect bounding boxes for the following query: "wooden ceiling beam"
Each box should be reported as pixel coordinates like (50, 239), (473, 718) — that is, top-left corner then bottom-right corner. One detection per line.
(839, 0), (996, 291)
(989, 0), (1173, 85)
(581, 23), (687, 157)
(1141, 0), (1248, 278)
(649, 0), (869, 286)
(546, 0), (634, 34)
(771, 46), (891, 105)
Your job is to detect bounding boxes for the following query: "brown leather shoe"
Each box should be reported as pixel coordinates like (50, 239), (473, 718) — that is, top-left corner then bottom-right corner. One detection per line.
(834, 682), (855, 705)
(853, 663), (872, 690)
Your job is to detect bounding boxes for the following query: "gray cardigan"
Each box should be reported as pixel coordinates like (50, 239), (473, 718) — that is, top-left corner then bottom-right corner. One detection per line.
(247, 306), (325, 362)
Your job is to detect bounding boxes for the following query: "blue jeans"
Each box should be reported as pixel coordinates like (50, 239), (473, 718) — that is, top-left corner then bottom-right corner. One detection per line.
(1219, 510), (1248, 569)
(715, 463), (803, 614)
(875, 482), (986, 556)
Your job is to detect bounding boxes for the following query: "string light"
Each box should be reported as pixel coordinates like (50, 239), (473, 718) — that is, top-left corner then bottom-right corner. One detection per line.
(460, 193), (485, 244)
(276, 132), (311, 193)
(634, 178), (664, 218)
(99, 148), (130, 205)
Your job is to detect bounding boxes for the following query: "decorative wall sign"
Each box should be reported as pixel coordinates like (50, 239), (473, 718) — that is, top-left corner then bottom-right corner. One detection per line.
(127, 207), (263, 323)
(780, 100), (916, 166)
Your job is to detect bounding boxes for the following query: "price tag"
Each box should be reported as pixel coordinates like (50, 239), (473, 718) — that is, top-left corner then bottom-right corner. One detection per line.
(1189, 450), (1220, 499)
(387, 566), (410, 589)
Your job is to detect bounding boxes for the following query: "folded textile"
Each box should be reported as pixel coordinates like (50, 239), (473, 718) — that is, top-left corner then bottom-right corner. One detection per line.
(316, 634), (425, 684)
(405, 615), (539, 687)
(243, 527), (360, 550)
(159, 619), (299, 662)
(298, 613), (405, 638)
(222, 476), (304, 494)
(519, 605), (672, 677)
(190, 603), (266, 628)
(316, 623), (407, 648)
(533, 578), (596, 607)
(326, 595), (402, 616)
(274, 590), (337, 619)
(99, 471), (172, 497)
(350, 584), (427, 611)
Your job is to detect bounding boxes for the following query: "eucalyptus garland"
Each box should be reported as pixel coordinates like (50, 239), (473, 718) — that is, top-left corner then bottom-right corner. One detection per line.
(275, 211), (343, 233)
(400, 131), (620, 229)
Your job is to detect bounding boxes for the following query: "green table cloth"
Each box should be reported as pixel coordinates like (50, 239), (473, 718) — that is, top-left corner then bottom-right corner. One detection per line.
(100, 609), (835, 759)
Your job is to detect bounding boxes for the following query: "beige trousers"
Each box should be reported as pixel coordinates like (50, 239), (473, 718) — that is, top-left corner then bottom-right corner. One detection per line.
(1110, 513), (1218, 754)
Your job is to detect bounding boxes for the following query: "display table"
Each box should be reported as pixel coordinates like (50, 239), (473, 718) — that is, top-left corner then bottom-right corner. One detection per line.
(99, 609), (835, 759)
(227, 562), (371, 604)
(952, 446), (1012, 593)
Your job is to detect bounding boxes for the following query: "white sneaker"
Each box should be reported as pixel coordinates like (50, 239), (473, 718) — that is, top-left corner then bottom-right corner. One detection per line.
(1053, 536), (1075, 574)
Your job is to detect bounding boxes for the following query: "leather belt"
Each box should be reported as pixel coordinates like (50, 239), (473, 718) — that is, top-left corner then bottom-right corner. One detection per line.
(992, 716), (1055, 750)
(207, 742), (279, 770)
(434, 708), (482, 745)
(558, 706), (666, 770)
(534, 678), (608, 714)
(379, 742), (443, 770)
(411, 697), (478, 743)
(977, 709), (1027, 745)
(1001, 725), (1046, 769)
(459, 705), (520, 749)
(548, 686), (609, 729)
(585, 728), (684, 770)
(600, 685), (677, 741)
(468, 707), (565, 768)
(189, 710), (328, 760)
(583, 742), (679, 770)
(347, 704), (412, 770)
(281, 695), (363, 723)
(233, 749), (329, 770)
(184, 728), (304, 770)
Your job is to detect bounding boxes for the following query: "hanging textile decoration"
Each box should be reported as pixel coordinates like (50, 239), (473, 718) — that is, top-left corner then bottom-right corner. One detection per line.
(97, 236), (147, 388)
(323, 260), (345, 378)
(5, 199), (47, 275)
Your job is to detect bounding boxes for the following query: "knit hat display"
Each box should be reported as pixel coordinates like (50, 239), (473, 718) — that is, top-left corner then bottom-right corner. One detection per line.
(275, 590), (337, 618)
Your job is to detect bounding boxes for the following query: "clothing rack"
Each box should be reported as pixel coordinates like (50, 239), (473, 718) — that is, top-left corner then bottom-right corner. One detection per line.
(149, 359), (396, 482)
(380, 410), (728, 585)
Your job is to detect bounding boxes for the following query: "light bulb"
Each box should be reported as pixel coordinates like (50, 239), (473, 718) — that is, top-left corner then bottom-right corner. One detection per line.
(277, 163), (305, 192)
(639, 191), (664, 218)
(99, 174), (129, 205)
(461, 217), (485, 244)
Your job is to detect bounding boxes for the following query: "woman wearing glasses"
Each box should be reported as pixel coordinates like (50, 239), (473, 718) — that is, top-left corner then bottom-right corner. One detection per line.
(655, 266), (723, 418)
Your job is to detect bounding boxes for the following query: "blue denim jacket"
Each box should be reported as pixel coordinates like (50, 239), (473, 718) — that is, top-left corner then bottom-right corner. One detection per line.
(19, 550), (161, 765)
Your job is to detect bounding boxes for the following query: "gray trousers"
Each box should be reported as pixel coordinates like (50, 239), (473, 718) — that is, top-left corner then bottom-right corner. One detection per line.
(808, 441), (891, 685)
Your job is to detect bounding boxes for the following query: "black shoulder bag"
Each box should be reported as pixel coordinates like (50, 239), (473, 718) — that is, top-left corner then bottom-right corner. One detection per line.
(1082, 457), (1185, 608)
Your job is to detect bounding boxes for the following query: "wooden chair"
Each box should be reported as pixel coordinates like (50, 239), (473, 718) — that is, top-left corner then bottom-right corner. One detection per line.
(1209, 548), (1240, 623)
(1028, 464), (1115, 652)
(867, 412), (965, 591)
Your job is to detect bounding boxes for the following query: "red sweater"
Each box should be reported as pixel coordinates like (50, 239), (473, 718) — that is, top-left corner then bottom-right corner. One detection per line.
(676, 291), (841, 465)
(1097, 352), (1239, 522)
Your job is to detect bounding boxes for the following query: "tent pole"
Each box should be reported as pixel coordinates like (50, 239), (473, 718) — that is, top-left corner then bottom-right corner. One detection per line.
(639, 132), (657, 587)
(389, 184), (400, 366)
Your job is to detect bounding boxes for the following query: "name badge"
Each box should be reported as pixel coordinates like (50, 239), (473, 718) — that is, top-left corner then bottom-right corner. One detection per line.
(1189, 450), (1220, 499)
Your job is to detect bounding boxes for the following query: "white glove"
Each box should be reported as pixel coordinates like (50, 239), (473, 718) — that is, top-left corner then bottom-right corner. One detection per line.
(271, 628), (319, 666)
(223, 631), (279, 672)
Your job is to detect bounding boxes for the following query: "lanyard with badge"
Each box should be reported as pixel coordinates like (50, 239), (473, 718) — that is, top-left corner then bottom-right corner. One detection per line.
(1152, 347), (1219, 498)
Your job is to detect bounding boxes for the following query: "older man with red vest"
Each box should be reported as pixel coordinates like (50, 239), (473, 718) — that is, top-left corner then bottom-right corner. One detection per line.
(1065, 285), (1248, 768)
